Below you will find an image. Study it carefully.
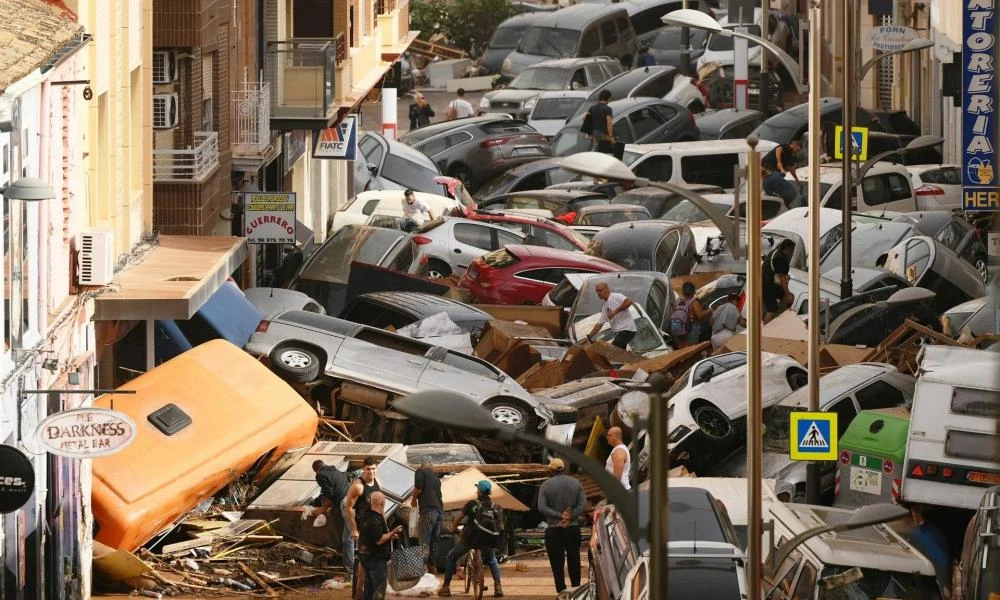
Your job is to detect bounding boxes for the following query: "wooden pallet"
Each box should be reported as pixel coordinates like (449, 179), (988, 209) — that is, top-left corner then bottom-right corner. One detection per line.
(410, 38), (467, 60)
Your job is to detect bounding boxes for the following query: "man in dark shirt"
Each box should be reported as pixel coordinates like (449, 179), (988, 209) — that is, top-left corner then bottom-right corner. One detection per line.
(762, 239), (795, 323)
(438, 481), (503, 597)
(536, 458), (587, 593)
(761, 141), (802, 205)
(586, 90), (615, 154)
(310, 460), (353, 572)
(358, 491), (403, 600)
(412, 461), (444, 573)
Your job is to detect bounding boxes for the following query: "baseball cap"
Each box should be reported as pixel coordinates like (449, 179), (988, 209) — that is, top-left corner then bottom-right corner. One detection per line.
(475, 480), (492, 494)
(548, 458), (565, 471)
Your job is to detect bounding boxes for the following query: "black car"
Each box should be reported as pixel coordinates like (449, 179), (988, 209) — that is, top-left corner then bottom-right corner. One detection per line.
(825, 287), (940, 347)
(552, 98), (699, 157)
(647, 26), (708, 73)
(589, 220), (697, 277)
(340, 292), (493, 334)
(864, 131), (944, 165)
(475, 158), (578, 201)
(610, 183), (724, 219)
(695, 108), (765, 140)
(751, 97), (886, 149)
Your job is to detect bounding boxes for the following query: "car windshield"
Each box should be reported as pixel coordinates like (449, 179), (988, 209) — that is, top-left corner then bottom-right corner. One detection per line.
(707, 25), (761, 51)
(491, 25), (529, 49)
(532, 97), (587, 120)
(753, 104), (808, 144)
(510, 67), (572, 90)
(574, 307), (664, 353)
(517, 26), (580, 57)
(763, 405), (798, 452)
(299, 228), (403, 284)
(578, 208), (649, 227)
(475, 170), (524, 199)
(661, 200), (727, 223)
(382, 154), (441, 193)
(551, 127), (589, 156)
(574, 278), (654, 321)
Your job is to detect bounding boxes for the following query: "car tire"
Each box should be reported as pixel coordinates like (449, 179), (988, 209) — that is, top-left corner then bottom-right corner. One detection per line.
(426, 259), (452, 279)
(692, 402), (733, 441)
(270, 344), (321, 383)
(786, 368), (808, 390)
(483, 397), (536, 433)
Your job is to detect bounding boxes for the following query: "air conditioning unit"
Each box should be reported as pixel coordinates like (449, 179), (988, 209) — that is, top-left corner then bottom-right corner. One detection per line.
(153, 94), (179, 129)
(78, 229), (115, 286)
(152, 50), (178, 84)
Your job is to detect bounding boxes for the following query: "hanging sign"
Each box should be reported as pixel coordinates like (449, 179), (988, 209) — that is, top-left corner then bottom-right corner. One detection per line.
(36, 408), (137, 458)
(242, 192), (297, 244)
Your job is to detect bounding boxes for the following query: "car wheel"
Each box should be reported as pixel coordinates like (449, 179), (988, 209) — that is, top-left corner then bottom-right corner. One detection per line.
(692, 403), (733, 440)
(786, 368), (808, 390)
(270, 345), (322, 383)
(449, 166), (474, 190)
(483, 398), (536, 432)
(426, 259), (452, 279)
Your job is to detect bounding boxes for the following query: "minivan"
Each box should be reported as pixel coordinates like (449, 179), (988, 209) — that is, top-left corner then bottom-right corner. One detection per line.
(482, 12), (545, 74)
(622, 138), (778, 190)
(501, 4), (639, 80)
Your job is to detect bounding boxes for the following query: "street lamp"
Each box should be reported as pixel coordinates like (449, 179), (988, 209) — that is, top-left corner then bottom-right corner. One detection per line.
(0, 177), (57, 201)
(763, 503), (908, 578)
(661, 9), (808, 94)
(857, 38), (934, 81)
(556, 152), (745, 259)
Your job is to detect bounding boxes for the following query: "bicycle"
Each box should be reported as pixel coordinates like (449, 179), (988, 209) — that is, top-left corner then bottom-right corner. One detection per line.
(463, 547), (485, 600)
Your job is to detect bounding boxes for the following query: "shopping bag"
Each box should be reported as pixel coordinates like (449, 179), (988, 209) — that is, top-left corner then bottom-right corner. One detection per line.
(388, 533), (426, 590)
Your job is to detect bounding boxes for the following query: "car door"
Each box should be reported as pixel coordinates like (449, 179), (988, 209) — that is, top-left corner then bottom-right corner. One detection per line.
(450, 221), (499, 271)
(584, 65), (606, 89)
(628, 107), (668, 144)
(419, 348), (504, 400)
(332, 327), (429, 393)
(356, 133), (387, 192)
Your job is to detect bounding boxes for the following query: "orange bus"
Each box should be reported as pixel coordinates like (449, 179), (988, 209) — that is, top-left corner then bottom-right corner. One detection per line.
(92, 339), (318, 551)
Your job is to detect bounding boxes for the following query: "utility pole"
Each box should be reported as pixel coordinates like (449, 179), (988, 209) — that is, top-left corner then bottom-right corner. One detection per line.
(759, 0), (769, 114)
(745, 134), (764, 600)
(840, 1), (857, 300)
(805, 0), (823, 506)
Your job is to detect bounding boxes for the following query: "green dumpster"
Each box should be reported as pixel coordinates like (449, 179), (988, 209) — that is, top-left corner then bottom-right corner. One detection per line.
(834, 407), (910, 509)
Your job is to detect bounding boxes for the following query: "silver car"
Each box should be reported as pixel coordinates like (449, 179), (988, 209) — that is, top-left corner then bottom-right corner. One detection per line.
(246, 310), (552, 432)
(414, 216), (528, 278)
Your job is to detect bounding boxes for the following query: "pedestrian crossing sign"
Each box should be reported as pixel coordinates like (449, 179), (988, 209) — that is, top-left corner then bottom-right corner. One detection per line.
(789, 412), (838, 461)
(833, 125), (869, 161)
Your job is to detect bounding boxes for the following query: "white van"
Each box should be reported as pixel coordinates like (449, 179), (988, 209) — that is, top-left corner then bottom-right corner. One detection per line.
(901, 345), (1000, 510)
(764, 501), (941, 600)
(788, 162), (919, 214)
(622, 138), (779, 190)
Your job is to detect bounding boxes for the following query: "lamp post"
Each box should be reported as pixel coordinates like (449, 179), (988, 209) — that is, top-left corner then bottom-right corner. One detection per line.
(840, 35), (934, 300)
(805, 0), (823, 506)
(763, 503), (909, 578)
(662, 9), (809, 95)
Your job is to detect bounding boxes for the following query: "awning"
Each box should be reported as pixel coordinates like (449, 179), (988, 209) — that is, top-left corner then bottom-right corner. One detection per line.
(94, 235), (247, 321)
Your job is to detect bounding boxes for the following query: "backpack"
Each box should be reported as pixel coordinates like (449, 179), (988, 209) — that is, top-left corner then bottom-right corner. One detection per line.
(670, 298), (691, 337)
(580, 111), (593, 136)
(469, 500), (503, 548)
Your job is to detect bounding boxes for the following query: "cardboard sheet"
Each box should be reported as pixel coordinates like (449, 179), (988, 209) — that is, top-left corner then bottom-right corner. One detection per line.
(440, 467), (530, 512)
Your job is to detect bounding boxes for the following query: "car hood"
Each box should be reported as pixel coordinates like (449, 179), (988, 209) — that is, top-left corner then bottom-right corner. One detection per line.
(484, 89), (546, 103)
(502, 51), (545, 77)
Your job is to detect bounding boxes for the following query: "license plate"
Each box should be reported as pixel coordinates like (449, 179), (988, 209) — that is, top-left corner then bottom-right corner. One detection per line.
(849, 466), (883, 495)
(512, 146), (542, 157)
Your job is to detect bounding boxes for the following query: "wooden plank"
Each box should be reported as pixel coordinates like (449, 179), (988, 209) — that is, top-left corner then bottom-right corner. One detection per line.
(239, 561), (278, 597)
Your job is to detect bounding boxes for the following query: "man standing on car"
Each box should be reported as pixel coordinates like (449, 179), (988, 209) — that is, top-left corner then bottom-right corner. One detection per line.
(585, 282), (636, 349)
(309, 460), (354, 574)
(445, 88), (475, 120)
(398, 189), (433, 232)
(761, 140), (802, 205)
(412, 461), (444, 574)
(536, 458), (587, 593)
(586, 90), (615, 154)
(358, 491), (402, 600)
(763, 239), (795, 324)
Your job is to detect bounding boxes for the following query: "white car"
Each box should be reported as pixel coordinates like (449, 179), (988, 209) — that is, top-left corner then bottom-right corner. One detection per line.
(786, 162), (918, 214)
(906, 164), (963, 211)
(329, 190), (463, 235)
(413, 216), (528, 278)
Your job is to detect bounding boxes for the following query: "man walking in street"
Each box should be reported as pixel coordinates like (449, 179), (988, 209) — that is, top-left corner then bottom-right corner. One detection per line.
(309, 460), (354, 574)
(585, 282), (636, 349)
(761, 140), (802, 205)
(536, 458), (587, 593)
(398, 188), (433, 232)
(409, 93), (435, 130)
(585, 90), (615, 154)
(358, 491), (403, 600)
(445, 88), (475, 120)
(439, 480), (504, 597)
(604, 427), (631, 490)
(412, 461), (444, 574)
(763, 239), (795, 324)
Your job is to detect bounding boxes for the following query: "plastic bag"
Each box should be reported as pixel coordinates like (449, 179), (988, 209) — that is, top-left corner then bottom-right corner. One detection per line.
(313, 512), (327, 527)
(408, 509), (419, 539)
(388, 572), (439, 596)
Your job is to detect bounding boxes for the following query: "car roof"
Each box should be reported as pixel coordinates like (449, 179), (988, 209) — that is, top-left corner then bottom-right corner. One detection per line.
(624, 138), (774, 154)
(595, 65), (678, 92)
(593, 219), (687, 245)
(497, 12), (547, 27)
(763, 207), (842, 239)
(533, 2), (629, 26)
(917, 344), (1000, 387)
(350, 292), (491, 322)
(893, 210), (959, 234)
(566, 97), (683, 126)
(500, 189), (606, 201)
(577, 204), (649, 214)
(536, 90), (592, 100)
(777, 363), (900, 408)
(526, 56), (615, 69)
(364, 130), (438, 169)
(500, 157), (564, 175)
(399, 117), (526, 142)
(614, 183), (724, 198)
(505, 244), (623, 268)
(906, 163), (960, 174)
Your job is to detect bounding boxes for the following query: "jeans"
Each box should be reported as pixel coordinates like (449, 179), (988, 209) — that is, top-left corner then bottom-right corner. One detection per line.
(544, 525), (582, 592)
(418, 508), (443, 566)
(359, 554), (388, 600)
(611, 330), (636, 350)
(443, 540), (501, 586)
(763, 171), (800, 206)
(341, 497), (356, 573)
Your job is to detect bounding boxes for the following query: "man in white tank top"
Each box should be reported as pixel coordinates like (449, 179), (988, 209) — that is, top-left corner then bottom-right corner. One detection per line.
(604, 427), (631, 490)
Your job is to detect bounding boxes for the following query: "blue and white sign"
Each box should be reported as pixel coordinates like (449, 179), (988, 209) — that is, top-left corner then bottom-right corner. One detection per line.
(962, 0), (999, 212)
(789, 412), (838, 461)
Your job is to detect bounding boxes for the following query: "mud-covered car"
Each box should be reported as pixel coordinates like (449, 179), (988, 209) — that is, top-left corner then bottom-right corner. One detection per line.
(246, 310), (553, 433)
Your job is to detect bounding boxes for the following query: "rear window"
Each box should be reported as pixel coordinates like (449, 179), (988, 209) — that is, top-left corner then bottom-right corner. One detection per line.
(481, 248), (519, 268)
(532, 97), (586, 120)
(382, 154), (440, 193)
(918, 166), (961, 185)
(481, 122), (537, 135)
(945, 430), (1000, 462)
(951, 387), (1000, 418)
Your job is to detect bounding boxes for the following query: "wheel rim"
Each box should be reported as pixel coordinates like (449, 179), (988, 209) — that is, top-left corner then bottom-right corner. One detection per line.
(697, 409), (730, 438)
(489, 405), (524, 427)
(977, 259), (989, 283)
(279, 349), (312, 369)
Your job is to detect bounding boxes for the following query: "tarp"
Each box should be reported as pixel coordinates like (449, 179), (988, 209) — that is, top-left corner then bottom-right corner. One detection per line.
(440, 467), (530, 512)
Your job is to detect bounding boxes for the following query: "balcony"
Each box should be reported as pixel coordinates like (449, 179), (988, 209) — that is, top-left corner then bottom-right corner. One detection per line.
(264, 38), (338, 131)
(378, 0), (418, 60)
(232, 82), (277, 170)
(152, 132), (220, 183)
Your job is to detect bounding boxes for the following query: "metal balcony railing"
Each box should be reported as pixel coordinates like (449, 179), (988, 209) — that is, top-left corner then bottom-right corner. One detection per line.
(232, 82), (272, 155)
(152, 132), (220, 183)
(264, 38), (337, 122)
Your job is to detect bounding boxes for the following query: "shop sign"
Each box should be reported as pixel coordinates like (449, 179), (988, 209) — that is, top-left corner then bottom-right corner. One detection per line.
(864, 26), (919, 52)
(313, 115), (359, 160)
(243, 192), (297, 244)
(962, 0), (998, 212)
(36, 408), (137, 458)
(0, 444), (34, 513)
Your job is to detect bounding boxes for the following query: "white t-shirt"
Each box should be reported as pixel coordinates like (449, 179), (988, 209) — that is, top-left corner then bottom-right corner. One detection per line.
(448, 98), (475, 119)
(598, 292), (636, 333)
(605, 443), (631, 489)
(402, 197), (430, 225)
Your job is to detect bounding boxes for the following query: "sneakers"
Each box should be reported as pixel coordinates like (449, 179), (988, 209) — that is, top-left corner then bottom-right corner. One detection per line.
(494, 583), (504, 597)
(437, 584), (451, 597)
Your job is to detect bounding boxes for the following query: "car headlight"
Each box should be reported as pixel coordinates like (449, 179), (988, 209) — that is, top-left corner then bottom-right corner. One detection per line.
(668, 425), (691, 444)
(480, 97), (490, 109)
(523, 97), (537, 112)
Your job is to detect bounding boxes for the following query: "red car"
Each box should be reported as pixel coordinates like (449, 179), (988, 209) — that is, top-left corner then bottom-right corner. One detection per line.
(465, 210), (591, 252)
(460, 244), (624, 305)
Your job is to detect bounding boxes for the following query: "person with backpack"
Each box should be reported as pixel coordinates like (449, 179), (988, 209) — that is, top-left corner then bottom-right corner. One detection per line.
(536, 458), (587, 593)
(584, 282), (636, 349)
(671, 281), (711, 348)
(437, 480), (504, 598)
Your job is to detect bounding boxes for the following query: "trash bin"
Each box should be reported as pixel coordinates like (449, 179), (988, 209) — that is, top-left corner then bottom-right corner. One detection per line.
(834, 407), (910, 509)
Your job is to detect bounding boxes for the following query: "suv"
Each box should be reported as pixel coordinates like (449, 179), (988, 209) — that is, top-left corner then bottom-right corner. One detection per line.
(480, 57), (623, 120)
(246, 310), (552, 432)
